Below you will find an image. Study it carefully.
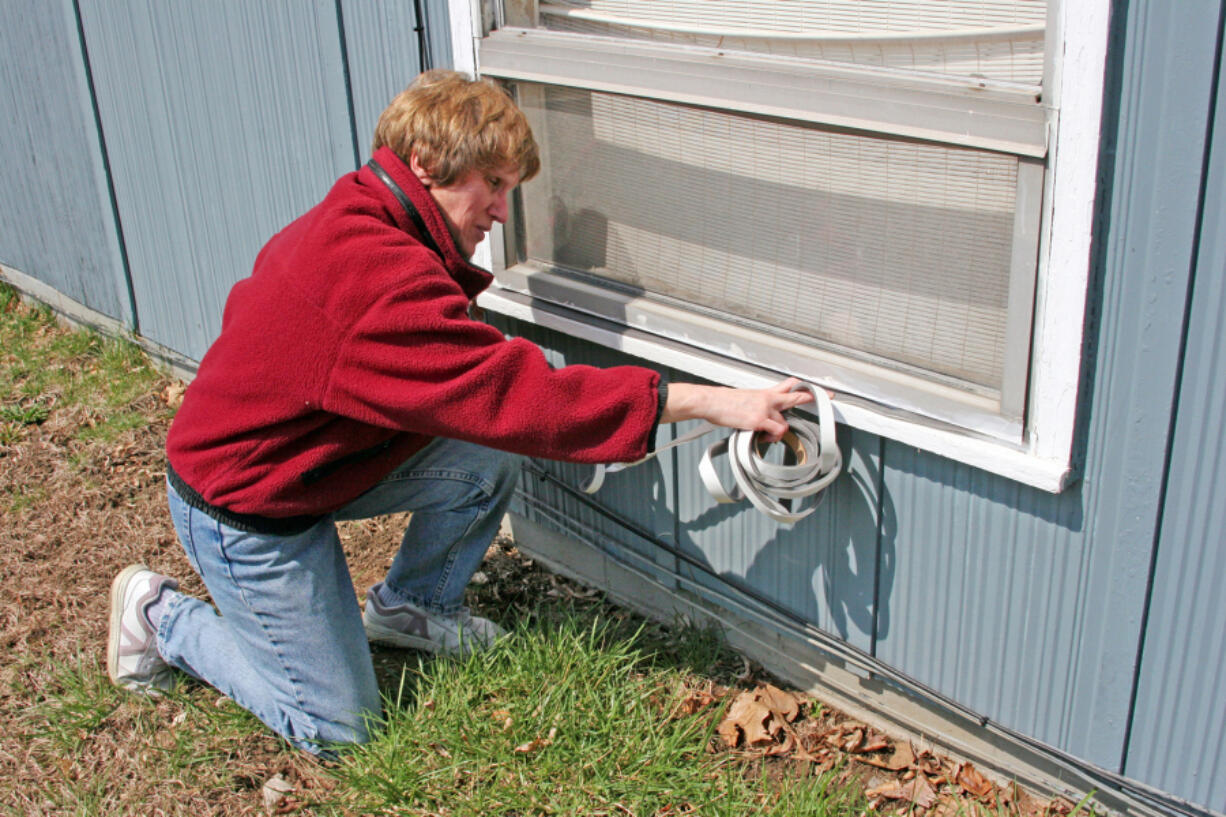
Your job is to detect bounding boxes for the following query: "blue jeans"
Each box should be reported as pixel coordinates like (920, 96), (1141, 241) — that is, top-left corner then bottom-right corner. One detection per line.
(157, 437), (521, 755)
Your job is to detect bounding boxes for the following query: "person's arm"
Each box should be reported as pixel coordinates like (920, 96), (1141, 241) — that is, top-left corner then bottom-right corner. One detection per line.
(660, 377), (815, 442)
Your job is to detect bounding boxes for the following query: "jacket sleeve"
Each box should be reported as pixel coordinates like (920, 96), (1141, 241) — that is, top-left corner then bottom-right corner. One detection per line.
(323, 260), (662, 464)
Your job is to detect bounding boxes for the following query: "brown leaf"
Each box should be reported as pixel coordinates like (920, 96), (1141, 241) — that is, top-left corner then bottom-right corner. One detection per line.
(1047, 797), (1075, 815)
(842, 726), (865, 753)
(763, 730), (797, 757)
(915, 749), (945, 777)
(861, 729), (890, 753)
(674, 687), (717, 718)
(261, 773), (294, 812)
(162, 382), (186, 409)
(867, 777), (938, 810)
(866, 780), (907, 799)
(513, 737), (548, 754)
(758, 683), (804, 722)
(956, 762), (995, 799)
(856, 739), (916, 771)
(718, 690), (774, 747)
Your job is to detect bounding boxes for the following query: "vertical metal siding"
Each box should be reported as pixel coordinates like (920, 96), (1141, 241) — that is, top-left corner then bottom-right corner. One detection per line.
(876, 450), (1095, 761)
(422, 0), (455, 72)
(0, 0), (128, 322)
(340, 0), (455, 166)
(1076, 0), (1225, 778)
(676, 427), (880, 653)
(1124, 10), (1226, 805)
(340, 1), (427, 164)
(492, 317), (680, 581)
(874, 0), (1224, 776)
(77, 0), (356, 360)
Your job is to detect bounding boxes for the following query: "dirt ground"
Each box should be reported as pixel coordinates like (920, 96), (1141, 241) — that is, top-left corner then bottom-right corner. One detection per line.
(0, 321), (1080, 816)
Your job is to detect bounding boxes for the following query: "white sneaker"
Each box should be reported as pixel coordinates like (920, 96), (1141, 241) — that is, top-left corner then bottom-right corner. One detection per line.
(107, 564), (178, 692)
(363, 582), (506, 655)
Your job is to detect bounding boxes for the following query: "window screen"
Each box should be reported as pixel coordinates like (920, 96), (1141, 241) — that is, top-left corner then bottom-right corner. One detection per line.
(538, 0), (1046, 84)
(517, 85), (1021, 393)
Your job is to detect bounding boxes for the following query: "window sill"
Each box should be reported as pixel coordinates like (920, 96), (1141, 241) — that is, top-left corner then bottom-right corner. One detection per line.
(479, 282), (1075, 493)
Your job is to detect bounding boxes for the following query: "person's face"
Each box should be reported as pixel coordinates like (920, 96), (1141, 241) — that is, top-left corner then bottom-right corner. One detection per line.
(412, 154), (519, 259)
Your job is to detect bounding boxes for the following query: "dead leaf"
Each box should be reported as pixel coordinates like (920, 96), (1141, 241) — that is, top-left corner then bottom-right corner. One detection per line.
(162, 382), (186, 409)
(513, 727), (557, 754)
(763, 730), (797, 757)
(857, 738), (916, 771)
(866, 776), (938, 811)
(956, 762), (995, 799)
(1047, 797), (1075, 815)
(915, 749), (945, 777)
(758, 684), (804, 722)
(261, 773), (294, 812)
(673, 686), (717, 718)
(861, 729), (890, 753)
(718, 690), (774, 747)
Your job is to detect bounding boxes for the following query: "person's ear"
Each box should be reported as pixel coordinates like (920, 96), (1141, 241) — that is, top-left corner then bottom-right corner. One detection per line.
(409, 152), (435, 188)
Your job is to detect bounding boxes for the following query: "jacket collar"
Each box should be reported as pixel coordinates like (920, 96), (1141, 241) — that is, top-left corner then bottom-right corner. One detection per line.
(364, 147), (495, 299)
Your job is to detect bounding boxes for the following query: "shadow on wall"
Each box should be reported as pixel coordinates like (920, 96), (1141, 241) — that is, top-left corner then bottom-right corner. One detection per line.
(673, 428), (898, 646)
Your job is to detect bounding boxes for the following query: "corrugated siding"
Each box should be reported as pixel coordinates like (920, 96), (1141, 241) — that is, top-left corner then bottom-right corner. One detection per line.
(0, 0), (128, 322)
(77, 0), (357, 361)
(874, 450), (1094, 757)
(1123, 6), (1226, 805)
(496, 320), (681, 583)
(342, 1), (427, 164)
(676, 427), (880, 653)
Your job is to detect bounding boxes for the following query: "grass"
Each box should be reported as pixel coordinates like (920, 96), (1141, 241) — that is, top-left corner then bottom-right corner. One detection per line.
(336, 617), (855, 815)
(13, 613), (858, 816)
(0, 282), (163, 448)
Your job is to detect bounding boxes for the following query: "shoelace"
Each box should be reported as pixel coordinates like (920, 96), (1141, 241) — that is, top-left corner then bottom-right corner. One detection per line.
(582, 382), (842, 525)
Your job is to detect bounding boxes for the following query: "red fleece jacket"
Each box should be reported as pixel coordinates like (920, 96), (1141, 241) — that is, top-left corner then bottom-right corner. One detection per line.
(165, 147), (661, 521)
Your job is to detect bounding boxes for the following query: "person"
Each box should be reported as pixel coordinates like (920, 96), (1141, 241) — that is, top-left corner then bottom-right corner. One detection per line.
(106, 69), (813, 756)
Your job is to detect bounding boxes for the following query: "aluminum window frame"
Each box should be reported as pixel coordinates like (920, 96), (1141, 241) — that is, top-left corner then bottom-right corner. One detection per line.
(450, 0), (1110, 492)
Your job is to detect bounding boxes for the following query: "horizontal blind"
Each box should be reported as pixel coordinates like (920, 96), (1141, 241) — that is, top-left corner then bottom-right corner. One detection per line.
(519, 85), (1019, 391)
(540, 0), (1047, 84)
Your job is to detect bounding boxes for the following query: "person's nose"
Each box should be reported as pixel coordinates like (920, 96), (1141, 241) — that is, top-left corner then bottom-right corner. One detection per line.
(490, 191), (510, 224)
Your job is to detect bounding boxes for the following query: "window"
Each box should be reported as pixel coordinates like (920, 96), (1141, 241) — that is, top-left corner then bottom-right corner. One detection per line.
(454, 0), (1109, 491)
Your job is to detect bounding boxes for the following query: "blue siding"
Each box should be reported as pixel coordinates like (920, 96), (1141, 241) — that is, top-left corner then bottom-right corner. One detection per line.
(0, 0), (129, 322)
(676, 426), (881, 653)
(875, 450), (1094, 759)
(1124, 4), (1226, 804)
(341, 1), (426, 165)
(494, 319), (680, 583)
(77, 0), (357, 360)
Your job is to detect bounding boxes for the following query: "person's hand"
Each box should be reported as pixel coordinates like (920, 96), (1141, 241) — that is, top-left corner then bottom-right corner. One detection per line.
(661, 378), (819, 442)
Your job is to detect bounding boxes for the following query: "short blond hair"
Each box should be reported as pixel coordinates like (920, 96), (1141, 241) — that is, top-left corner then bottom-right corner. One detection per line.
(372, 70), (540, 186)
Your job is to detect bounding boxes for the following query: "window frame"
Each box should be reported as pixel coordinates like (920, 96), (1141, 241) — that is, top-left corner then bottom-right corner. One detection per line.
(449, 0), (1111, 492)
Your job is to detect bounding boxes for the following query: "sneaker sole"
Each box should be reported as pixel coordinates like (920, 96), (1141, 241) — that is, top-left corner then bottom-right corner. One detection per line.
(107, 564), (149, 686)
(363, 619), (496, 655)
(363, 620), (444, 653)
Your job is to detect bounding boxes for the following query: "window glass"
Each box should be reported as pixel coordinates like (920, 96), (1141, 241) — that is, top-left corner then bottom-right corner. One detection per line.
(518, 84), (1021, 394)
(538, 0), (1047, 84)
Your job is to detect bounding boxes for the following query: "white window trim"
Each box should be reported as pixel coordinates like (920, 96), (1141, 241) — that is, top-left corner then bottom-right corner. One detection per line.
(451, 0), (1111, 493)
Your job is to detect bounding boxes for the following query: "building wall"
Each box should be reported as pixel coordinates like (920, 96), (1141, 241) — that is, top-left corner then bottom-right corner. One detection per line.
(0, 0), (130, 324)
(2, 0), (447, 362)
(0, 0), (1222, 813)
